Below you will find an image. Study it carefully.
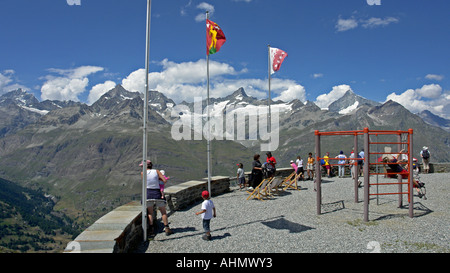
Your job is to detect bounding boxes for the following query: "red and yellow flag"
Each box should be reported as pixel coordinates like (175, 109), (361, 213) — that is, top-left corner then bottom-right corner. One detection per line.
(206, 19), (226, 55)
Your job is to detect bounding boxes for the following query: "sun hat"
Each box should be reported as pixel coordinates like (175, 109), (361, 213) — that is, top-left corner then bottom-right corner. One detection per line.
(139, 160), (151, 167)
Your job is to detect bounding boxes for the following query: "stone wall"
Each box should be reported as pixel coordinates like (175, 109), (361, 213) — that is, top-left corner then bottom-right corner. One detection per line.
(165, 176), (230, 212)
(429, 163), (450, 173)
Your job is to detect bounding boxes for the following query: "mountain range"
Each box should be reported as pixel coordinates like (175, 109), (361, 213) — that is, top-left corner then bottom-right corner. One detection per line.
(0, 85), (449, 229)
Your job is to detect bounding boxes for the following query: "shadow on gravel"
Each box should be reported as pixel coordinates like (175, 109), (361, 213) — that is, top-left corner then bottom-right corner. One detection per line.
(321, 200), (345, 214)
(261, 217), (315, 233)
(372, 202), (433, 221)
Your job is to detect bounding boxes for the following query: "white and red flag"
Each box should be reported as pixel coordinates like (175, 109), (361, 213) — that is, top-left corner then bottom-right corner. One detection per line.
(269, 47), (288, 75)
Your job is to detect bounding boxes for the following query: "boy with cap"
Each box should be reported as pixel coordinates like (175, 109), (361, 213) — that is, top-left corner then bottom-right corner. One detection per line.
(195, 191), (216, 241)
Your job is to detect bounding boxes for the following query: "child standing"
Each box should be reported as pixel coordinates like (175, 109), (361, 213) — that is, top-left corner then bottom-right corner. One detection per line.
(237, 163), (245, 189)
(159, 170), (169, 199)
(195, 191), (216, 241)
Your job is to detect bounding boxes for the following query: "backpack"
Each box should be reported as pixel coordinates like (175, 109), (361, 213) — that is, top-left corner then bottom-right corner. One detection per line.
(422, 149), (430, 159)
(357, 154), (363, 165)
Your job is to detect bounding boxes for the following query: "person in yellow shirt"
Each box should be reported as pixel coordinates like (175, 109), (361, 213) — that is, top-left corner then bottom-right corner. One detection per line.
(307, 152), (315, 180)
(324, 152), (331, 178)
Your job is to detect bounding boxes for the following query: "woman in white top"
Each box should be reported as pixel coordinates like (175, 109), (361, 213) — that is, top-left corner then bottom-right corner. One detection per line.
(140, 160), (172, 237)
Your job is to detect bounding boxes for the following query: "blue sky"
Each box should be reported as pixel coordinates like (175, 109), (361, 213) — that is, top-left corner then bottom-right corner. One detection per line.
(0, 0), (449, 118)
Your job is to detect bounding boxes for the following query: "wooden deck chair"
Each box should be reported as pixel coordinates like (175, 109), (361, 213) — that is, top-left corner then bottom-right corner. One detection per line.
(281, 171), (296, 188)
(246, 177), (273, 201)
(267, 177), (285, 196)
(283, 172), (301, 191)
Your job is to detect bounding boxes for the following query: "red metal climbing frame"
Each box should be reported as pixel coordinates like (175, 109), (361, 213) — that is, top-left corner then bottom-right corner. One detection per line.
(314, 128), (414, 222)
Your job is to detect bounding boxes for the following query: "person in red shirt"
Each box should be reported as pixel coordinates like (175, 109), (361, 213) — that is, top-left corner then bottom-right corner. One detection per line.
(266, 152), (277, 177)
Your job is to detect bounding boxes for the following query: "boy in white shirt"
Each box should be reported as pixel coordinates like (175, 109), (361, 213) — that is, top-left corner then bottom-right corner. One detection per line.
(336, 151), (347, 178)
(195, 191), (216, 241)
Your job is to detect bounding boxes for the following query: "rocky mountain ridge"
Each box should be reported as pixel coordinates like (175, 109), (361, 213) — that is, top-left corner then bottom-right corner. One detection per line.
(0, 85), (449, 227)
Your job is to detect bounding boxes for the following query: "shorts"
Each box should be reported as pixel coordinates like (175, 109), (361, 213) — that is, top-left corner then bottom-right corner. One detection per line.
(307, 163), (314, 171)
(325, 165), (331, 170)
(203, 219), (211, 233)
(146, 188), (166, 208)
(238, 177), (245, 184)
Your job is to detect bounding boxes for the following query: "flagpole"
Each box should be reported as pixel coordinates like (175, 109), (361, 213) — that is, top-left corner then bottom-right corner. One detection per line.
(206, 11), (212, 196)
(142, 0), (152, 242)
(268, 44), (272, 134)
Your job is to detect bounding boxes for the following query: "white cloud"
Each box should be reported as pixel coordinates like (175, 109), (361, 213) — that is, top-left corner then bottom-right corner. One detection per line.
(180, 0), (192, 16)
(41, 66), (104, 101)
(195, 2), (215, 22)
(361, 17), (399, 28)
(336, 16), (399, 32)
(425, 74), (444, 81)
(122, 58), (238, 101)
(315, 84), (353, 109)
(272, 79), (306, 102)
(0, 70), (28, 94)
(312, 73), (323, 79)
(336, 18), (358, 32)
(386, 84), (450, 119)
(88, 80), (116, 105)
(121, 59), (305, 104)
(415, 84), (442, 99)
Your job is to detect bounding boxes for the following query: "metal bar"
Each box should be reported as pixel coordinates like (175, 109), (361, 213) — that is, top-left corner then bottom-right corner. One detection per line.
(315, 130), (321, 215)
(370, 192), (410, 196)
(408, 129), (414, 218)
(316, 157), (359, 161)
(397, 133), (403, 208)
(369, 162), (408, 165)
(369, 182), (410, 186)
(363, 128), (370, 222)
(369, 152), (409, 155)
(142, 0), (152, 242)
(368, 130), (410, 134)
(206, 11), (212, 196)
(370, 142), (409, 145)
(354, 133), (359, 203)
(376, 134), (379, 205)
(268, 44), (272, 134)
(369, 172), (409, 175)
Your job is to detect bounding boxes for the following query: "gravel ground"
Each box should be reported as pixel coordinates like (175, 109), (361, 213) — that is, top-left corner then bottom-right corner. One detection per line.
(143, 173), (449, 253)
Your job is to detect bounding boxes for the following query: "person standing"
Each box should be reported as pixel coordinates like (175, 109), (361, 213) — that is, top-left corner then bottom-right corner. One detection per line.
(236, 163), (245, 189)
(306, 152), (315, 180)
(349, 150), (358, 179)
(195, 191), (216, 241)
(359, 149), (365, 177)
(420, 146), (431, 174)
(324, 152), (331, 178)
(296, 156), (305, 181)
(140, 160), (173, 237)
(249, 154), (263, 190)
(266, 152), (277, 177)
(336, 151), (346, 178)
